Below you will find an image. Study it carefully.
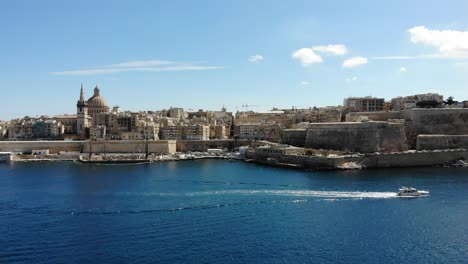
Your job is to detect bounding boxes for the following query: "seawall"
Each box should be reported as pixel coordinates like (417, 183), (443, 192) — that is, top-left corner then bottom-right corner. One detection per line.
(176, 139), (251, 152)
(361, 149), (468, 168)
(0, 140), (177, 154)
(417, 135), (468, 150)
(0, 141), (84, 154)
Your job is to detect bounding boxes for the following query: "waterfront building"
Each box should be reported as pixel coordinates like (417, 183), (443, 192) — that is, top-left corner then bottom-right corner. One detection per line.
(343, 97), (385, 112)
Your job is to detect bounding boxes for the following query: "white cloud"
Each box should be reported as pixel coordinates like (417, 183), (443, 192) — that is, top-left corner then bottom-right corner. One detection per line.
(51, 60), (224, 75)
(346, 76), (358, 82)
(408, 26), (468, 58)
(400, 67), (407, 72)
(248, 55), (264, 62)
(312, 44), (348, 55)
(292, 48), (323, 66)
(372, 55), (436, 60)
(342, 57), (368, 68)
(108, 60), (174, 67)
(300, 81), (310, 86)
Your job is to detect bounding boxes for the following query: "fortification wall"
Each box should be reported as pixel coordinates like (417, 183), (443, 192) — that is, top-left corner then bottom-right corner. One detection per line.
(252, 151), (361, 170)
(82, 140), (176, 154)
(304, 122), (408, 153)
(346, 111), (401, 122)
(416, 135), (468, 150)
(401, 109), (468, 146)
(0, 141), (84, 154)
(282, 129), (307, 147)
(361, 150), (468, 168)
(176, 139), (251, 152)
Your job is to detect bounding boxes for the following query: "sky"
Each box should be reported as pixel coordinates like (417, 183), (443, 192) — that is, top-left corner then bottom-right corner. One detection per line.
(1, 0), (468, 120)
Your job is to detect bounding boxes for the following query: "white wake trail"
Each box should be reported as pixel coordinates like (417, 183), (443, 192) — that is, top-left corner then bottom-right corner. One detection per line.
(188, 190), (398, 199)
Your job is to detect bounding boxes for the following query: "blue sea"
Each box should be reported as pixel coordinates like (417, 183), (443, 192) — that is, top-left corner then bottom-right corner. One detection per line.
(0, 160), (467, 264)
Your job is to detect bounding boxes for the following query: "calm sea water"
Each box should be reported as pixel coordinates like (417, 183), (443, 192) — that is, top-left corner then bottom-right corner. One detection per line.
(0, 160), (467, 264)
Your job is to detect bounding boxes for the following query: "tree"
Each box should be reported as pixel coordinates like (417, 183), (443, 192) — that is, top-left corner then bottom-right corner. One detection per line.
(445, 96), (456, 105)
(416, 100), (442, 108)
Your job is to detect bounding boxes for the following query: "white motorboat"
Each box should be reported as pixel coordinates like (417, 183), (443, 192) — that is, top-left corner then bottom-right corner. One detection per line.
(397, 186), (430, 197)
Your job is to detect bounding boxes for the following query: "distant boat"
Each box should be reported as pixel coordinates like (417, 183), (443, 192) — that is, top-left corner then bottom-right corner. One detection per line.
(397, 187), (430, 197)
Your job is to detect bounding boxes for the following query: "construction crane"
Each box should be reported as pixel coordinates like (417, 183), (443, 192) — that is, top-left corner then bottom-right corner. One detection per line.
(241, 104), (259, 111)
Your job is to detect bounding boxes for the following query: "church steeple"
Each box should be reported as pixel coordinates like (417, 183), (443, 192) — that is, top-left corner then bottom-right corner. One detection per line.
(77, 83), (87, 107)
(80, 83), (85, 102)
(77, 83), (89, 139)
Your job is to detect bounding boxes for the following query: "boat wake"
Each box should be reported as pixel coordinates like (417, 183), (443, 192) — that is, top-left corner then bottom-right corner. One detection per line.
(186, 190), (398, 199)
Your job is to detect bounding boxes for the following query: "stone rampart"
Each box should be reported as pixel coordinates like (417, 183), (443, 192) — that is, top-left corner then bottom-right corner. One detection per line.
(346, 111), (401, 122)
(251, 151), (361, 170)
(401, 108), (468, 146)
(176, 139), (251, 152)
(282, 129), (307, 147)
(361, 150), (468, 168)
(83, 140), (176, 154)
(304, 122), (408, 153)
(416, 135), (468, 150)
(0, 141), (84, 154)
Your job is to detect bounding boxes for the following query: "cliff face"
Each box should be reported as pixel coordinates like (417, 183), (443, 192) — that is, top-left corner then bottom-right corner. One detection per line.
(304, 122), (408, 153)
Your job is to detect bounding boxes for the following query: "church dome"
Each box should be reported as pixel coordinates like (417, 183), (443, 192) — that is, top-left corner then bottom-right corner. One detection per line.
(86, 86), (110, 116)
(87, 86), (110, 109)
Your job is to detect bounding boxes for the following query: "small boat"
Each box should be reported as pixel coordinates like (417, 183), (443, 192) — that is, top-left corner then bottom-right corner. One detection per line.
(397, 186), (430, 197)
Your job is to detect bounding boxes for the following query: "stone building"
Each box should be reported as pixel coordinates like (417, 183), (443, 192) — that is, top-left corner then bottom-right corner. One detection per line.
(391, 93), (444, 110)
(168, 107), (185, 120)
(343, 97), (385, 112)
(160, 126), (183, 140)
(0, 123), (7, 140)
(235, 124), (284, 142)
(235, 110), (292, 127)
(182, 125), (210, 140)
(52, 115), (78, 135)
(210, 125), (230, 139)
(7, 118), (64, 140)
(90, 125), (106, 141)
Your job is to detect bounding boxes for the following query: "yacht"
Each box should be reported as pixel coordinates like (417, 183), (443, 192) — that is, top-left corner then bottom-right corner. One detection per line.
(397, 187), (430, 197)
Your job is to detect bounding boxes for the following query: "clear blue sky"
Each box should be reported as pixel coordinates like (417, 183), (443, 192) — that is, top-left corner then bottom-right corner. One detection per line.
(1, 0), (468, 120)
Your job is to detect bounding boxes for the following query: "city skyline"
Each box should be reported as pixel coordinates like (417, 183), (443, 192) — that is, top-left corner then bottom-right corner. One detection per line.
(2, 0), (468, 120)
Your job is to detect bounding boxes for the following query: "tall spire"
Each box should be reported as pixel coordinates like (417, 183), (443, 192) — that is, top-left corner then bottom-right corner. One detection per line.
(80, 83), (85, 101)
